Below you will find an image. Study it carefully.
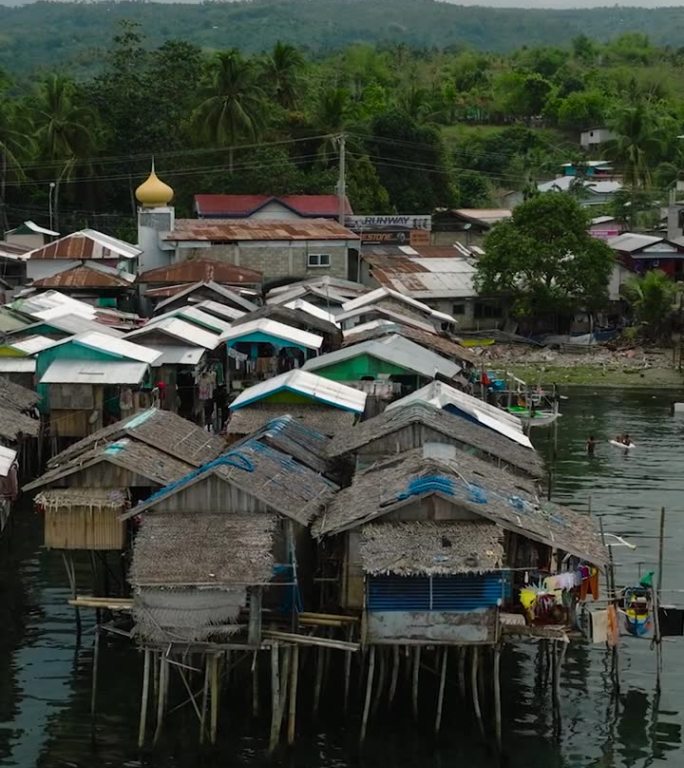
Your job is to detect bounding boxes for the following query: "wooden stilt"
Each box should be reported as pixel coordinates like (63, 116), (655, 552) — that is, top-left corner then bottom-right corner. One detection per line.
(434, 646), (448, 735)
(412, 646), (421, 720)
(372, 647), (386, 716)
(360, 646), (375, 744)
(493, 645), (502, 750)
(458, 646), (467, 701)
(251, 651), (260, 718)
(313, 645), (324, 717)
(269, 644), (281, 754)
(471, 646), (484, 737)
(153, 654), (167, 745)
(200, 654), (210, 744)
(90, 626), (100, 719)
(388, 645), (400, 707)
(287, 645), (299, 746)
(343, 624), (354, 712)
(277, 646), (292, 729)
(62, 552), (81, 642)
(138, 648), (151, 748)
(210, 654), (219, 745)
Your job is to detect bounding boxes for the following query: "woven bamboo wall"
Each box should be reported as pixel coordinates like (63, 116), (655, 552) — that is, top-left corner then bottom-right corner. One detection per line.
(44, 506), (125, 550)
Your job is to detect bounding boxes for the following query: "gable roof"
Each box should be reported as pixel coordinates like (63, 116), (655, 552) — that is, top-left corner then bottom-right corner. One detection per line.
(327, 402), (542, 478)
(51, 408), (225, 468)
(221, 318), (323, 350)
(230, 369), (367, 413)
(125, 317), (221, 350)
(342, 287), (456, 325)
(227, 404), (357, 438)
(151, 280), (258, 313)
(39, 359), (149, 385)
(138, 258), (262, 287)
(65, 332), (160, 364)
(6, 220), (59, 237)
(189, 299), (247, 323)
(31, 263), (136, 289)
(194, 194), (352, 219)
(24, 229), (140, 261)
(165, 218), (359, 243)
(314, 448), (606, 566)
(230, 304), (341, 339)
(126, 440), (338, 526)
(302, 334), (461, 380)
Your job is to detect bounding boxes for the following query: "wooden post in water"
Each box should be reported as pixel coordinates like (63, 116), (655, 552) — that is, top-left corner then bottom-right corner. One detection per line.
(138, 648), (151, 748)
(360, 646), (375, 744)
(90, 626), (100, 719)
(412, 646), (421, 720)
(269, 644), (280, 754)
(313, 645), (324, 718)
(388, 645), (400, 707)
(62, 552), (81, 642)
(655, 507), (666, 691)
(200, 654), (210, 744)
(471, 646), (484, 737)
(251, 651), (260, 718)
(434, 646), (448, 735)
(372, 647), (386, 716)
(210, 654), (219, 745)
(458, 646), (467, 701)
(153, 654), (167, 745)
(343, 624), (354, 712)
(493, 644), (502, 750)
(287, 645), (299, 746)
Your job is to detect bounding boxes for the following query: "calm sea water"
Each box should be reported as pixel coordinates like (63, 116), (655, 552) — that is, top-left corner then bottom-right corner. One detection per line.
(1, 389), (683, 768)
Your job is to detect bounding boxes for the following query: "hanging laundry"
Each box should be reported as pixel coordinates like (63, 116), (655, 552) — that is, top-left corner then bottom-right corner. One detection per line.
(590, 610), (608, 644)
(607, 604), (620, 648)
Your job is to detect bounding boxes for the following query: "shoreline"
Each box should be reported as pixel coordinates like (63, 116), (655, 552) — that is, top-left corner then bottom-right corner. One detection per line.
(503, 364), (684, 391)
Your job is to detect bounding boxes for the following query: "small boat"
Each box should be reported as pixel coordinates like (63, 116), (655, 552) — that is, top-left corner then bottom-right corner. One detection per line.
(508, 406), (560, 427)
(623, 586), (653, 637)
(610, 439), (636, 450)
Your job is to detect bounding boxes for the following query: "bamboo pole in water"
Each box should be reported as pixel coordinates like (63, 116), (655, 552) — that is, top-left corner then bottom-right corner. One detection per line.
(412, 646), (421, 720)
(655, 506), (666, 691)
(269, 644), (280, 754)
(493, 644), (502, 750)
(471, 646), (484, 737)
(90, 626), (100, 719)
(210, 654), (219, 745)
(360, 646), (375, 744)
(200, 655), (210, 744)
(138, 648), (151, 748)
(287, 645), (299, 746)
(388, 645), (400, 707)
(153, 654), (167, 745)
(435, 646), (448, 735)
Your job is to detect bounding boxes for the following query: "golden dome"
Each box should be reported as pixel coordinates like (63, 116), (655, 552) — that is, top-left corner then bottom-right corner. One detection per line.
(135, 162), (174, 207)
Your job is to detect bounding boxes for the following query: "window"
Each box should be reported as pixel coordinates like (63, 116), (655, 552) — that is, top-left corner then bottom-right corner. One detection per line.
(308, 253), (330, 268)
(452, 303), (465, 315)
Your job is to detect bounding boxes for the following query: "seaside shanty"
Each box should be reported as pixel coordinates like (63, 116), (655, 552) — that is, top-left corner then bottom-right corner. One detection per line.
(2, 167), (611, 754)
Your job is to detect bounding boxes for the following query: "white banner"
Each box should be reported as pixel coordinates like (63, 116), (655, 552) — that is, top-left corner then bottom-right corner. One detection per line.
(346, 215), (432, 231)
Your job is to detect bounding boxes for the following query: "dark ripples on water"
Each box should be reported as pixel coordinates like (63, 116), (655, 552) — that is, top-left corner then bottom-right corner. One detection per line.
(0, 390), (683, 767)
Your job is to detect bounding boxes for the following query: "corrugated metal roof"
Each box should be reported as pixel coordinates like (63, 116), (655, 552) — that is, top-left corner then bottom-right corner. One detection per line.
(284, 298), (339, 325)
(268, 276), (367, 298)
(0, 241), (30, 261)
(24, 229), (140, 260)
(152, 280), (258, 313)
(10, 335), (58, 355)
(127, 317), (221, 350)
(221, 318), (324, 350)
(176, 306), (234, 334)
(165, 218), (359, 242)
(386, 381), (531, 448)
(607, 232), (664, 253)
(14, 290), (97, 320)
(342, 287), (456, 323)
(6, 220), (59, 237)
(31, 263), (135, 289)
(190, 299), (246, 322)
(452, 209), (512, 225)
(0, 358), (36, 373)
(43, 313), (125, 337)
(72, 332), (160, 364)
(194, 194), (352, 218)
(0, 444), (17, 477)
(538, 176), (622, 194)
(139, 257), (262, 286)
(148, 345), (206, 366)
(336, 305), (437, 334)
(230, 369), (367, 413)
(303, 334), (461, 380)
(40, 359), (149, 385)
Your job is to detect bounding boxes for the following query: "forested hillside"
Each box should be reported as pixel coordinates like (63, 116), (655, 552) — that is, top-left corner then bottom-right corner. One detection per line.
(3, 0), (684, 74)
(0, 21), (681, 237)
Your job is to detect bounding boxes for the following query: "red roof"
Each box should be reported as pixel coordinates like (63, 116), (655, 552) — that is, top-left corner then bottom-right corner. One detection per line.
(166, 219), (358, 243)
(194, 194), (352, 219)
(138, 257), (262, 285)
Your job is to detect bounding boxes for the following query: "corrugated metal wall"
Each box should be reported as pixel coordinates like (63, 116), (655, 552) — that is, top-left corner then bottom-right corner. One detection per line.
(367, 572), (510, 613)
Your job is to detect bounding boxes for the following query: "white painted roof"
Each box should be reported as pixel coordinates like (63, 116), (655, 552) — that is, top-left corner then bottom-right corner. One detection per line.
(190, 299), (245, 322)
(231, 369), (367, 413)
(266, 283), (351, 307)
(284, 298), (339, 325)
(80, 229), (141, 259)
(607, 232), (663, 252)
(15, 291), (96, 320)
(43, 313), (124, 338)
(0, 358), (36, 373)
(10, 335), (58, 355)
(303, 334), (461, 380)
(148, 345), (206, 366)
(127, 317), (221, 350)
(72, 332), (160, 364)
(40, 359), (149, 385)
(538, 176), (622, 194)
(343, 320), (398, 339)
(221, 318), (324, 350)
(591, 215), (617, 226)
(386, 381), (532, 449)
(0, 444), (17, 477)
(335, 305), (436, 334)
(341, 287), (457, 324)
(14, 220), (59, 236)
(154, 280), (258, 313)
(176, 306), (234, 334)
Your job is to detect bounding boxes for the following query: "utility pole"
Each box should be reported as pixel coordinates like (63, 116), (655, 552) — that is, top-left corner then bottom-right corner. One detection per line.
(337, 133), (346, 225)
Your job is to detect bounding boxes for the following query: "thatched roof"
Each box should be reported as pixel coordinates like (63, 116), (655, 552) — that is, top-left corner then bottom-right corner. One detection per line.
(0, 406), (39, 442)
(360, 521), (504, 576)
(24, 438), (193, 492)
(327, 402), (543, 479)
(129, 440), (338, 526)
(130, 512), (276, 587)
(35, 487), (129, 512)
(232, 304), (342, 342)
(231, 414), (331, 475)
(0, 376), (39, 411)
(228, 404), (357, 438)
(50, 408), (225, 469)
(314, 448), (606, 566)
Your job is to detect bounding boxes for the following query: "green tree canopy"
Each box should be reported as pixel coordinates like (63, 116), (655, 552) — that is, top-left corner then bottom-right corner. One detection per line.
(623, 269), (678, 340)
(475, 193), (614, 320)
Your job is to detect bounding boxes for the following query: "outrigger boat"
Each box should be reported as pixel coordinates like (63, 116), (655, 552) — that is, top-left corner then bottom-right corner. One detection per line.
(478, 370), (561, 428)
(622, 585), (653, 637)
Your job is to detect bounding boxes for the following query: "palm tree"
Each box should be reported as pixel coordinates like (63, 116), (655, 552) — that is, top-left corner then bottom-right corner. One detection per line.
(0, 101), (33, 232)
(32, 74), (96, 231)
(623, 269), (677, 340)
(193, 50), (265, 173)
(262, 41), (303, 111)
(315, 88), (353, 164)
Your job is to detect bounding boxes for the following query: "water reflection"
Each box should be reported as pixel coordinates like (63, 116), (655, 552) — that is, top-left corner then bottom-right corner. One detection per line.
(0, 391), (682, 767)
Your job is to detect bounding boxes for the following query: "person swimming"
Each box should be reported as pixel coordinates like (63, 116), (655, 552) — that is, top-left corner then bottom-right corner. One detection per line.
(623, 433), (632, 446)
(586, 435), (597, 455)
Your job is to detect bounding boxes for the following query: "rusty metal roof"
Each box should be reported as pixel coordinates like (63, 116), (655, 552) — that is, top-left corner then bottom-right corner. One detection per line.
(195, 194), (352, 218)
(165, 218), (359, 242)
(138, 256), (262, 285)
(31, 264), (135, 289)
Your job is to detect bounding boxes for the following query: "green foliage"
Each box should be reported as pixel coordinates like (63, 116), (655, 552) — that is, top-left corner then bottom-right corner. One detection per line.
(476, 194), (614, 319)
(622, 270), (678, 340)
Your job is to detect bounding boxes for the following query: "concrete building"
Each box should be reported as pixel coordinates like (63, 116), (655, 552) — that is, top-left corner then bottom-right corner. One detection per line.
(580, 128), (616, 149)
